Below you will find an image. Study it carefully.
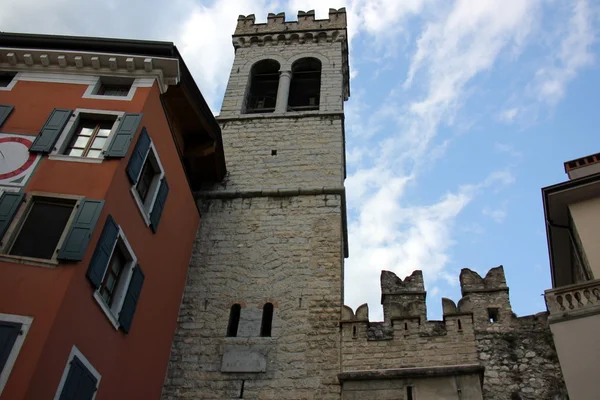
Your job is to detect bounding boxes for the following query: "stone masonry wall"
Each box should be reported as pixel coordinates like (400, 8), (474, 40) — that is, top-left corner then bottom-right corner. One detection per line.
(163, 195), (344, 399)
(476, 313), (568, 400)
(341, 311), (478, 371)
(216, 116), (345, 192)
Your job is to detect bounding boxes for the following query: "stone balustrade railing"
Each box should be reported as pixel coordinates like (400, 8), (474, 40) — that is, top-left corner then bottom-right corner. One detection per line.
(545, 279), (600, 316)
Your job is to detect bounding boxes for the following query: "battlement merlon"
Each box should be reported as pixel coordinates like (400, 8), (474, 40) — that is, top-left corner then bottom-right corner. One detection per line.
(381, 270), (425, 296)
(460, 265), (508, 296)
(234, 8), (347, 36)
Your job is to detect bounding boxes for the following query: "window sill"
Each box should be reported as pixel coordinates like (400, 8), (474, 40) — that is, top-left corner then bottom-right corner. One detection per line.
(82, 93), (134, 102)
(130, 187), (151, 227)
(48, 154), (104, 164)
(92, 291), (120, 330)
(0, 254), (58, 268)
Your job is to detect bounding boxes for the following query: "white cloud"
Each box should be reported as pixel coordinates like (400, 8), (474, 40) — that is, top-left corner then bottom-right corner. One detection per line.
(494, 142), (522, 158)
(175, 0), (280, 110)
(345, 169), (514, 321)
(499, 107), (519, 123)
(482, 205), (508, 223)
(534, 0), (596, 104)
(343, 1), (530, 320)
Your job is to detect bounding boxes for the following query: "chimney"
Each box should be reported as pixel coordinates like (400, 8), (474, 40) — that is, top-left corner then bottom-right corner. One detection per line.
(564, 152), (600, 180)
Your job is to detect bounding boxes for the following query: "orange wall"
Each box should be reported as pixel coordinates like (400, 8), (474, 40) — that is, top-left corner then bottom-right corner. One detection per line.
(0, 79), (200, 399)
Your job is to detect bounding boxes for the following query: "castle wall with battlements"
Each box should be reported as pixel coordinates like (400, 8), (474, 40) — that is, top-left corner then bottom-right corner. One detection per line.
(341, 267), (569, 400)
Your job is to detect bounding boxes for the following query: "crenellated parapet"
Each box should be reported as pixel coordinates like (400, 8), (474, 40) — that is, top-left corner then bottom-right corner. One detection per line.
(232, 9), (347, 49)
(235, 9), (346, 35)
(342, 266), (519, 342)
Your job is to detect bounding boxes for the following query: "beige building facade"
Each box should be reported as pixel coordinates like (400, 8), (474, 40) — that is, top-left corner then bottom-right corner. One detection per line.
(543, 153), (600, 400)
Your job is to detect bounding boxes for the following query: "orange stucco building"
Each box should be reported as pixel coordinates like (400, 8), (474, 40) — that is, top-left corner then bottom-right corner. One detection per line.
(0, 34), (225, 399)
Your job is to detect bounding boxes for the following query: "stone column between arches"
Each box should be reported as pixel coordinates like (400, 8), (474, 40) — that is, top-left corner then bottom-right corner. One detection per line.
(275, 70), (292, 113)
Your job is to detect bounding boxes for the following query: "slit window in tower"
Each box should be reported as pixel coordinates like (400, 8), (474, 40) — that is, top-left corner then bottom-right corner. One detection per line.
(488, 308), (499, 323)
(227, 304), (241, 337)
(288, 57), (321, 111)
(260, 303), (274, 337)
(407, 385), (414, 400)
(245, 60), (280, 114)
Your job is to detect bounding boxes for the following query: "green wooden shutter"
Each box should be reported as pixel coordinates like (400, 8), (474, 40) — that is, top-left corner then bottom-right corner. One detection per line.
(105, 113), (142, 158)
(0, 321), (22, 373)
(59, 356), (98, 400)
(86, 215), (118, 289)
(0, 105), (14, 128)
(0, 192), (24, 242)
(150, 178), (169, 234)
(126, 127), (151, 184)
(57, 199), (104, 261)
(29, 109), (72, 153)
(118, 264), (145, 333)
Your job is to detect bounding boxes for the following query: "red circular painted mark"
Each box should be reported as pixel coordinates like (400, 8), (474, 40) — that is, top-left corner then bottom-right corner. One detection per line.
(0, 136), (36, 180)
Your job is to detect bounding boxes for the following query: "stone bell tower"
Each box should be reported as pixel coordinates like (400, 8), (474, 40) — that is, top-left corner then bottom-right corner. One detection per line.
(163, 8), (350, 400)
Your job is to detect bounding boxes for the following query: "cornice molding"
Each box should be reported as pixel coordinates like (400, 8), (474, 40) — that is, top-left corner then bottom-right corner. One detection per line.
(0, 47), (179, 93)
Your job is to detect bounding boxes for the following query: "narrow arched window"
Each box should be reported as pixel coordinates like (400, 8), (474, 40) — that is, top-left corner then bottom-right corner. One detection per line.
(260, 303), (274, 337)
(288, 58), (321, 111)
(245, 60), (280, 114)
(226, 304), (241, 337)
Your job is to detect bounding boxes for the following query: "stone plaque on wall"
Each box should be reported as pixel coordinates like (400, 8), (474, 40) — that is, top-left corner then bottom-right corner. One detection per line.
(221, 346), (267, 373)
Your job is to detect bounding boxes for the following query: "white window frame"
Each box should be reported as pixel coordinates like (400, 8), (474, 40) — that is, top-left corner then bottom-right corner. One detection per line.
(130, 141), (164, 226)
(82, 76), (140, 102)
(92, 226), (137, 330)
(54, 346), (101, 400)
(0, 313), (33, 396)
(0, 72), (18, 91)
(48, 109), (125, 164)
(0, 192), (83, 267)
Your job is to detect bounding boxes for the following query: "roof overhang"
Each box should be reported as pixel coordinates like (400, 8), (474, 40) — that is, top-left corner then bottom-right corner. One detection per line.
(542, 173), (600, 287)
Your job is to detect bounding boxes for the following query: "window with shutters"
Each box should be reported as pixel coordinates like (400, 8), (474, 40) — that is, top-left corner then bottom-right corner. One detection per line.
(63, 117), (115, 158)
(54, 346), (101, 400)
(0, 192), (103, 266)
(9, 198), (76, 259)
(1, 195), (82, 262)
(126, 131), (166, 231)
(0, 313), (33, 396)
(48, 109), (125, 163)
(90, 222), (138, 330)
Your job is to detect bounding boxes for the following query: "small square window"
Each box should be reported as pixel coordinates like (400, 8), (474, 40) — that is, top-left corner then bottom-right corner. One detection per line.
(488, 308), (499, 323)
(9, 198), (76, 260)
(64, 117), (115, 158)
(0, 72), (16, 88)
(95, 77), (133, 97)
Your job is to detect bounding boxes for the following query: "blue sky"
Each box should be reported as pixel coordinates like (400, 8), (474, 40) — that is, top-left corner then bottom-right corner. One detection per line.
(2, 0), (599, 321)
